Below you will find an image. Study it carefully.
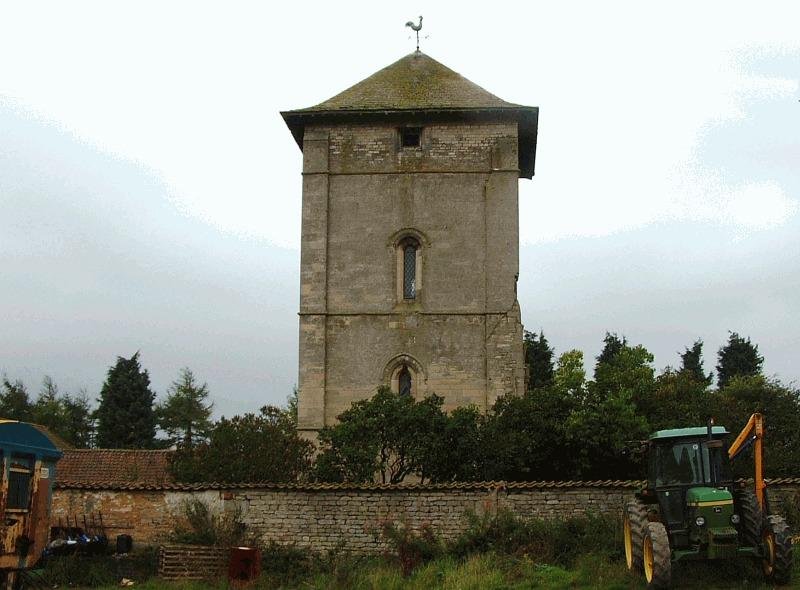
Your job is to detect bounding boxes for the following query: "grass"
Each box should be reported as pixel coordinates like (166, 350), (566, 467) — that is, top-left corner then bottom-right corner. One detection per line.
(84, 551), (799, 590)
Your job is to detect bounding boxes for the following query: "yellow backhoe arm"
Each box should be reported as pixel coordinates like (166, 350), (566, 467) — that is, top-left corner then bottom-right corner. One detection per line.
(727, 413), (765, 510)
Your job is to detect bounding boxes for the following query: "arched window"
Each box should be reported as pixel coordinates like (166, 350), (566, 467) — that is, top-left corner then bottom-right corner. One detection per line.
(398, 366), (412, 396)
(384, 354), (425, 398)
(403, 244), (417, 299)
(394, 234), (422, 303)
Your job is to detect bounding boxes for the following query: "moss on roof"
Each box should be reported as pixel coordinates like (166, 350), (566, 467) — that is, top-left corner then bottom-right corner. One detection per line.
(281, 51), (540, 178)
(295, 51), (520, 112)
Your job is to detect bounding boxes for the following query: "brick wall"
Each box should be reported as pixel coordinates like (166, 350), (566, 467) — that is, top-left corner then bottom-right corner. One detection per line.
(50, 481), (800, 553)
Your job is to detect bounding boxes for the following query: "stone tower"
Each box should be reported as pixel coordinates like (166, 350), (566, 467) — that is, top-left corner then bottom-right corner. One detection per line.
(282, 51), (538, 439)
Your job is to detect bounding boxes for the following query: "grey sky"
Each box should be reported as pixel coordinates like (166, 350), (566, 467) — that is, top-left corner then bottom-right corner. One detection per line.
(1, 1), (798, 416)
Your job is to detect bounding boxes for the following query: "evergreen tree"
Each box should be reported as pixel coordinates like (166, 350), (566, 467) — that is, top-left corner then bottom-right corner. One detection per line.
(95, 352), (157, 448)
(156, 368), (213, 449)
(60, 392), (94, 448)
(679, 339), (713, 386)
(595, 332), (627, 370)
(716, 332), (764, 388)
(32, 376), (63, 428)
(0, 377), (33, 421)
(524, 330), (555, 390)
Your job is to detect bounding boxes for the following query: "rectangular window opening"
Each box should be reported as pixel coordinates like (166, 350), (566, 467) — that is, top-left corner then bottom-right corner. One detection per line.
(400, 127), (422, 148)
(8, 469), (32, 510)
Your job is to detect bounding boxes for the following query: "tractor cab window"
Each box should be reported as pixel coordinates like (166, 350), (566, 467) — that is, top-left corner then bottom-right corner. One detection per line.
(707, 443), (732, 483)
(652, 440), (731, 487)
(655, 442), (704, 486)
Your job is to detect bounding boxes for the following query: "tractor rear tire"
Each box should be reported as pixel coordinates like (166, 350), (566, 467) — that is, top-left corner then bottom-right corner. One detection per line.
(623, 499), (648, 571)
(762, 514), (792, 585)
(735, 489), (763, 548)
(643, 522), (671, 589)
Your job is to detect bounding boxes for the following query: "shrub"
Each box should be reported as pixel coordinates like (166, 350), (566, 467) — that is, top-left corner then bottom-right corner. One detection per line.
(311, 541), (367, 587)
(170, 498), (246, 546)
(379, 520), (444, 576)
(259, 541), (313, 586)
(448, 509), (620, 567)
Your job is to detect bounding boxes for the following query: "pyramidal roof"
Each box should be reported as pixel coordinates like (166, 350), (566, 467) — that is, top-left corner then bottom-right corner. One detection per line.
(297, 51), (519, 112)
(281, 51), (539, 177)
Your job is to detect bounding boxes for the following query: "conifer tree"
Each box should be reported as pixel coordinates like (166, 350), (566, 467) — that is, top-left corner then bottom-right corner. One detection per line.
(156, 368), (213, 449)
(524, 330), (555, 390)
(95, 352), (156, 448)
(679, 339), (713, 386)
(716, 332), (764, 388)
(595, 332), (626, 370)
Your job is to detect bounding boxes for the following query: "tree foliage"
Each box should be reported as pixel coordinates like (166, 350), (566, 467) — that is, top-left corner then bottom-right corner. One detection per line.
(591, 337), (655, 405)
(313, 387), (451, 484)
(553, 350), (587, 400)
(524, 330), (555, 390)
(170, 405), (313, 483)
(482, 386), (577, 481)
(0, 378), (33, 422)
(95, 352), (157, 448)
(156, 368), (213, 449)
(6, 328), (799, 483)
(0, 376), (93, 447)
(716, 332), (764, 388)
(679, 339), (713, 386)
(711, 376), (800, 477)
(638, 369), (711, 432)
(595, 332), (626, 370)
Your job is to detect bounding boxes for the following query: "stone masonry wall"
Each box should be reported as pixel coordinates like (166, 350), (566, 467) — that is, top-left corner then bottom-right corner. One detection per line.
(297, 121), (526, 436)
(51, 482), (800, 553)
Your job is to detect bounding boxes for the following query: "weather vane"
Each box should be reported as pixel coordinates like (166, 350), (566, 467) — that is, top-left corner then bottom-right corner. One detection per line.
(405, 16), (423, 52)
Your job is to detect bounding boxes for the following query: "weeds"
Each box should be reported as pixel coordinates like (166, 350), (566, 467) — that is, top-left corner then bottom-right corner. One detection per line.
(380, 520), (444, 576)
(448, 509), (620, 567)
(39, 548), (157, 587)
(170, 499), (246, 547)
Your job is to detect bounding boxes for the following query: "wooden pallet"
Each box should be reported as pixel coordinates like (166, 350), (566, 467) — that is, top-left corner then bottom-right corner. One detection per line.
(158, 544), (227, 580)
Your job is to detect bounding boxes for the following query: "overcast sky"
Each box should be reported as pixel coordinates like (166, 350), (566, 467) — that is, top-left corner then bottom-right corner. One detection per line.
(1, 1), (798, 417)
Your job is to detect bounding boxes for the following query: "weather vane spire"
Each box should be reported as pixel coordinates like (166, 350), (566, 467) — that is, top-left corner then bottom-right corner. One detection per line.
(405, 16), (423, 52)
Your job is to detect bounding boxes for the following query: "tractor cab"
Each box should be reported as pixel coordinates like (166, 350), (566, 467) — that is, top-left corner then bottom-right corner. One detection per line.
(645, 427), (739, 556)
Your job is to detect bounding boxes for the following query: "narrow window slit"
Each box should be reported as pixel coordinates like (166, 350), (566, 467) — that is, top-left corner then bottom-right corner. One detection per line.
(398, 366), (412, 396)
(403, 244), (416, 299)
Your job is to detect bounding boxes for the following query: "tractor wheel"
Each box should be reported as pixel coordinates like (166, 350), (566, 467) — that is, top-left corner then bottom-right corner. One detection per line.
(734, 489), (763, 548)
(762, 514), (793, 585)
(643, 522), (671, 589)
(623, 499), (648, 571)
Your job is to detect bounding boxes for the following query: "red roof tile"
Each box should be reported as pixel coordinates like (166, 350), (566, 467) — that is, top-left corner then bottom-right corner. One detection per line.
(53, 477), (800, 492)
(56, 449), (174, 485)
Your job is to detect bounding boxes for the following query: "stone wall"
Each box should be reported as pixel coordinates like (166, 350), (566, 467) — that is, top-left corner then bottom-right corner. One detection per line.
(51, 481), (800, 553)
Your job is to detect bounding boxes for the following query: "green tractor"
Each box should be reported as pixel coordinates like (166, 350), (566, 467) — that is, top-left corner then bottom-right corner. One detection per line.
(623, 414), (793, 588)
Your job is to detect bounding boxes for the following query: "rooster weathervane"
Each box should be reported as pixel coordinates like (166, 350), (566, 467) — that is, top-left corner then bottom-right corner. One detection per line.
(405, 16), (423, 52)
